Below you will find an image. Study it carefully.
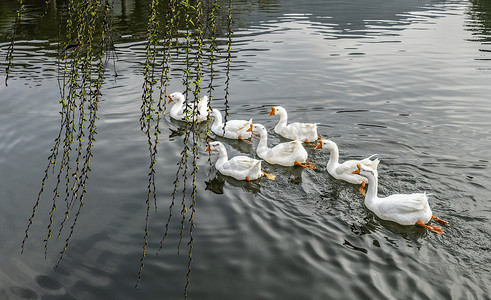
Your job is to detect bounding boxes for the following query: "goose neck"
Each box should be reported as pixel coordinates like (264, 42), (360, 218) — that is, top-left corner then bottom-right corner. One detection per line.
(326, 146), (340, 169)
(216, 147), (229, 165)
(256, 130), (269, 150)
(277, 110), (288, 125)
(364, 173), (379, 205)
(170, 97), (184, 114)
(211, 110), (223, 127)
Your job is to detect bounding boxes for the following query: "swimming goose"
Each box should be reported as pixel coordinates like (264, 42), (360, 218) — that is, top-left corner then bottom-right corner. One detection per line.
(247, 123), (315, 169)
(205, 141), (275, 181)
(315, 138), (378, 194)
(168, 92), (208, 122)
(353, 164), (448, 234)
(268, 106), (319, 143)
(209, 108), (252, 143)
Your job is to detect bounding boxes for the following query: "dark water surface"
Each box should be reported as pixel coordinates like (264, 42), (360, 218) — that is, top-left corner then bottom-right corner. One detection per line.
(1, 0), (490, 299)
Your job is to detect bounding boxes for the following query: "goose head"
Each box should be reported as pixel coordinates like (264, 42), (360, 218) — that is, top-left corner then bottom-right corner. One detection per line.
(208, 108), (221, 120)
(168, 92), (184, 103)
(205, 141), (226, 155)
(198, 95), (209, 104)
(353, 164), (376, 178)
(246, 123), (267, 135)
(314, 138), (337, 150)
(268, 106), (286, 116)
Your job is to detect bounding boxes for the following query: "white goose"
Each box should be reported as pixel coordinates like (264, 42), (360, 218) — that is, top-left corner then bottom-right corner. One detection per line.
(205, 141), (275, 181)
(315, 138), (378, 194)
(168, 92), (209, 122)
(268, 106), (319, 142)
(247, 123), (315, 168)
(353, 164), (448, 234)
(209, 108), (252, 143)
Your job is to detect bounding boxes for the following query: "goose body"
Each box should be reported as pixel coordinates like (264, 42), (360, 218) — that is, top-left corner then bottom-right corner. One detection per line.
(248, 123), (314, 168)
(205, 141), (274, 181)
(168, 92), (209, 122)
(315, 139), (378, 184)
(354, 164), (447, 234)
(209, 108), (252, 140)
(268, 106), (318, 142)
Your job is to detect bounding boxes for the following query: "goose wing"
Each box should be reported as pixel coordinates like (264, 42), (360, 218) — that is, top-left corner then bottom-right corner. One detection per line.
(271, 140), (303, 156)
(286, 122), (317, 137)
(335, 159), (359, 175)
(225, 156), (261, 172)
(379, 193), (428, 215)
(224, 119), (252, 132)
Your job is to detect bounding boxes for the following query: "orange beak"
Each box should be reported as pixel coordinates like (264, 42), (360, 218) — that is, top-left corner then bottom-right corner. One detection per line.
(314, 139), (323, 149)
(352, 163), (361, 174)
(205, 143), (210, 152)
(167, 95), (173, 103)
(246, 124), (253, 132)
(268, 107), (275, 116)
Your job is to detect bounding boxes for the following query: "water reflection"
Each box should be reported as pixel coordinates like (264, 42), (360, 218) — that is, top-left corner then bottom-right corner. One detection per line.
(233, 0), (452, 40)
(467, 0), (491, 60)
(167, 118), (212, 141)
(0, 0), (470, 44)
(205, 173), (262, 195)
(3, 0), (487, 86)
(2, 0), (491, 299)
(468, 0), (491, 37)
(343, 239), (368, 254)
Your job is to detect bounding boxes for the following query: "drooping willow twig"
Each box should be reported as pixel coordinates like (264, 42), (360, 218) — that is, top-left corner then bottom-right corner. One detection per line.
(12, 0), (236, 297)
(136, 0), (166, 287)
(20, 0), (112, 268)
(4, 0), (24, 86)
(184, 0), (205, 296)
(224, 0), (233, 124)
(204, 0), (220, 175)
(56, 0), (111, 267)
(147, 0), (234, 296)
(176, 0), (195, 256)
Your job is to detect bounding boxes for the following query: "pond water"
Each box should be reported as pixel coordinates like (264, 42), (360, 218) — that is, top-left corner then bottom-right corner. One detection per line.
(1, 0), (490, 299)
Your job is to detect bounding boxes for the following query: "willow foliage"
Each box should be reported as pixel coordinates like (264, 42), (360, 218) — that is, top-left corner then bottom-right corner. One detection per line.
(8, 0), (235, 297)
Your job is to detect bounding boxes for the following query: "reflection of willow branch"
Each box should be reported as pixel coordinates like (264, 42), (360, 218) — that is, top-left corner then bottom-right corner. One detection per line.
(5, 0), (24, 86)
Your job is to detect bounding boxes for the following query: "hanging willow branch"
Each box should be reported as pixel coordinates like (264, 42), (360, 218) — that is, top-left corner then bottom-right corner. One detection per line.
(14, 0), (235, 298)
(20, 0), (112, 267)
(204, 0), (220, 175)
(138, 0), (234, 296)
(176, 0), (193, 254)
(136, 0), (162, 287)
(4, 0), (24, 86)
(224, 0), (233, 122)
(184, 0), (205, 296)
(56, 0), (111, 267)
